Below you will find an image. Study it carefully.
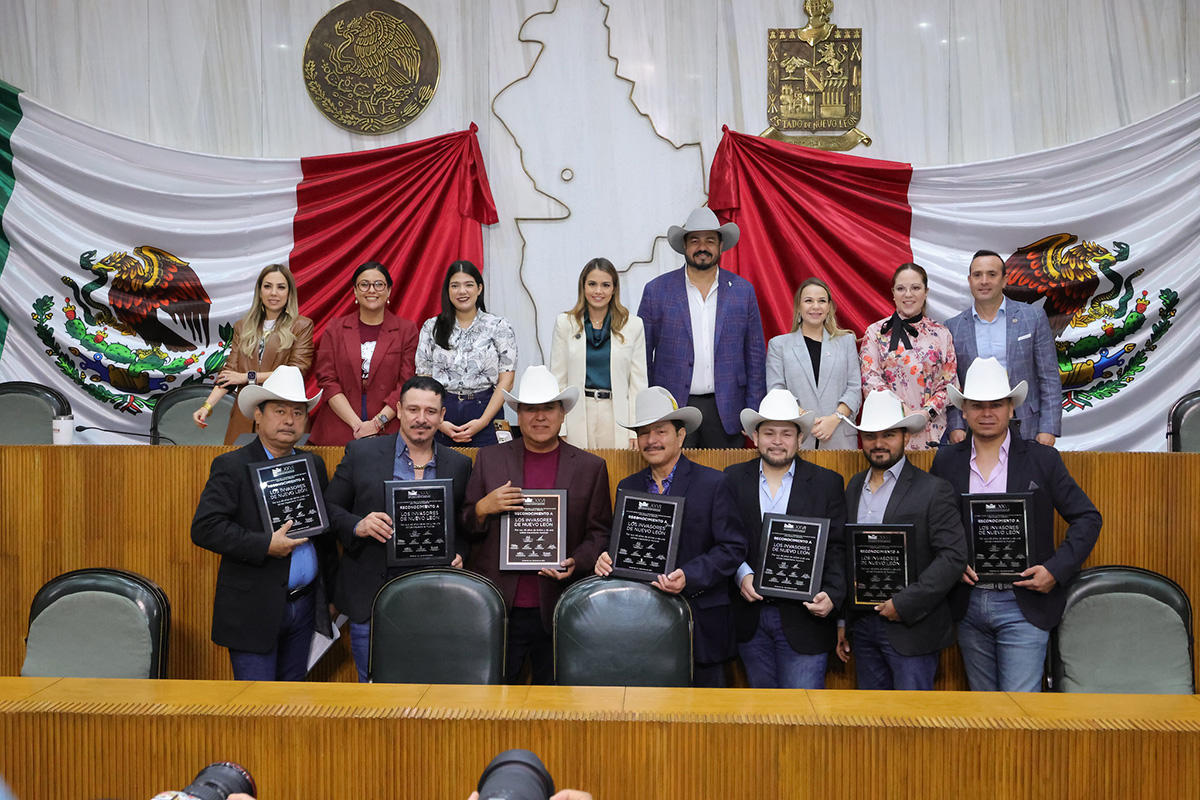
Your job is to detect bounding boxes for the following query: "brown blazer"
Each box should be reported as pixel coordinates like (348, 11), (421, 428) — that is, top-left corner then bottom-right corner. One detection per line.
(462, 439), (612, 631)
(307, 312), (418, 446)
(222, 316), (315, 444)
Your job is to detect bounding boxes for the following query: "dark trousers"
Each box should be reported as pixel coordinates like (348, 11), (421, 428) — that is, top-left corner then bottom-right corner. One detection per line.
(683, 393), (745, 449)
(438, 392), (499, 447)
(693, 661), (729, 688)
(851, 614), (939, 690)
(506, 606), (553, 685)
(227, 590), (315, 681)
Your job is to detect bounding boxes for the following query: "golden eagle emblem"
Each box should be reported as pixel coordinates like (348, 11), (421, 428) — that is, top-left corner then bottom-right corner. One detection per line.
(303, 1), (440, 134)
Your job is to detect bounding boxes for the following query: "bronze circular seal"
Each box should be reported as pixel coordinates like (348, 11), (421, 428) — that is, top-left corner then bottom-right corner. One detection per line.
(303, 0), (440, 134)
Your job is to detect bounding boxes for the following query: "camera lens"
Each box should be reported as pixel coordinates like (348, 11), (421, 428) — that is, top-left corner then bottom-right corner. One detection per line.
(180, 761), (256, 800)
(476, 749), (556, 800)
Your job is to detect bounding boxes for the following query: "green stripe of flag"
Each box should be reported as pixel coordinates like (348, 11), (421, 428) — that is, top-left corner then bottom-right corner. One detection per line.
(0, 80), (22, 358)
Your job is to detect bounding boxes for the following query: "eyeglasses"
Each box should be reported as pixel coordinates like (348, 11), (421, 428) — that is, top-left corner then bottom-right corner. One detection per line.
(356, 280), (388, 292)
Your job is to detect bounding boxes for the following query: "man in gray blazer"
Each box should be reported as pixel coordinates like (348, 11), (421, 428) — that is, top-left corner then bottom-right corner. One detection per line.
(944, 250), (1062, 445)
(837, 390), (968, 690)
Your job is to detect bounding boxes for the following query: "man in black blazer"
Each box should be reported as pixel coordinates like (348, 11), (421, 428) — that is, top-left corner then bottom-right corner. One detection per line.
(596, 387), (748, 687)
(725, 390), (847, 688)
(192, 365), (337, 681)
(325, 375), (473, 682)
(931, 357), (1100, 691)
(837, 389), (967, 690)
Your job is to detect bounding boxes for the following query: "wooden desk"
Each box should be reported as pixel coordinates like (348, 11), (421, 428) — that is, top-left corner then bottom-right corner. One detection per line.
(2, 446), (1198, 688)
(1, 678), (1196, 799)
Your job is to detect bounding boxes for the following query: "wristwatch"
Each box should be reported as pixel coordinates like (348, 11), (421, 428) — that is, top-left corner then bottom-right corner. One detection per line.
(246, 371), (257, 385)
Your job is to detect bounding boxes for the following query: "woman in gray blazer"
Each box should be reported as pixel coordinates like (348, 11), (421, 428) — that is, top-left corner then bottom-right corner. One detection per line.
(766, 278), (861, 449)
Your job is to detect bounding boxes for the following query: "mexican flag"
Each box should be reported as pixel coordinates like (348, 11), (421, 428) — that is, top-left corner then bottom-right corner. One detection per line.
(0, 81), (497, 442)
(710, 95), (1200, 452)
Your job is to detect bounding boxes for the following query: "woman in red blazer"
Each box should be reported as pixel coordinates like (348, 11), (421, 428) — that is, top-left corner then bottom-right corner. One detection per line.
(307, 261), (418, 446)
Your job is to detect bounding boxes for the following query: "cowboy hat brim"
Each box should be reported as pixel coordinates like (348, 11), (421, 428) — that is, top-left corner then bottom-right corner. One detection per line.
(667, 222), (740, 254)
(846, 411), (927, 435)
(502, 385), (580, 415)
(948, 380), (1029, 410)
(740, 408), (816, 439)
(238, 385), (323, 419)
(619, 405), (703, 433)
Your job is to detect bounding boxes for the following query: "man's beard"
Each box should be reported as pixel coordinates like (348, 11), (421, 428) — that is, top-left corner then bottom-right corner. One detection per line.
(865, 447), (904, 471)
(684, 251), (719, 271)
(760, 449), (794, 469)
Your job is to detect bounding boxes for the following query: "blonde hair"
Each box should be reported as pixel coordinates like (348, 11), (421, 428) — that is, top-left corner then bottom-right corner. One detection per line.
(791, 277), (852, 337)
(568, 258), (630, 342)
(238, 264), (300, 358)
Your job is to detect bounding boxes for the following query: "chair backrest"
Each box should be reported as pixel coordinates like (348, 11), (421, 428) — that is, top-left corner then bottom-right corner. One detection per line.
(22, 568), (171, 679)
(0, 382), (72, 444)
(369, 568), (506, 684)
(1050, 565), (1193, 694)
(151, 384), (234, 445)
(553, 576), (692, 687)
(1167, 391), (1200, 452)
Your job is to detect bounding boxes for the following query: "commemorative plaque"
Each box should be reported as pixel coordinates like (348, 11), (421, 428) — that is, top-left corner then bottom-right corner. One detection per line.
(385, 479), (454, 567)
(848, 524), (911, 608)
(608, 489), (683, 582)
(753, 514), (829, 602)
(248, 453), (329, 539)
(966, 493), (1033, 583)
(500, 489), (566, 571)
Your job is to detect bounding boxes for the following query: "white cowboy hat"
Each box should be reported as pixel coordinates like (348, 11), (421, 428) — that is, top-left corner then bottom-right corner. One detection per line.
(619, 386), (703, 432)
(237, 364), (323, 419)
(948, 357), (1028, 409)
(667, 207), (740, 254)
(845, 389), (926, 434)
(740, 389), (816, 438)
(502, 365), (579, 413)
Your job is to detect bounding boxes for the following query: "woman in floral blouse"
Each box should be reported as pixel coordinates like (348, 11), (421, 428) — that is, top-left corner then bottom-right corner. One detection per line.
(416, 260), (517, 447)
(859, 263), (958, 449)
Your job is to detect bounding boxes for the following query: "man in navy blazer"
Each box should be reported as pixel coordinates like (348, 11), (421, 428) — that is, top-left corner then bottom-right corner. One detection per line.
(324, 375), (473, 682)
(637, 207), (766, 448)
(596, 387), (748, 686)
(725, 390), (847, 689)
(944, 250), (1062, 445)
(931, 357), (1100, 692)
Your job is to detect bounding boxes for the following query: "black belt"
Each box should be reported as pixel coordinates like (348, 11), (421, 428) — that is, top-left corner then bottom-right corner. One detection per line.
(287, 581), (315, 602)
(583, 388), (611, 399)
(976, 582), (1014, 592)
(448, 390), (488, 401)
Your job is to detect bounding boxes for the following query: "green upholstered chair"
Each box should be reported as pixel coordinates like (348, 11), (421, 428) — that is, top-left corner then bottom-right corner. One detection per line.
(1168, 391), (1200, 452)
(1050, 565), (1193, 694)
(22, 568), (171, 679)
(369, 568), (506, 684)
(553, 576), (692, 687)
(0, 381), (71, 444)
(150, 384), (235, 445)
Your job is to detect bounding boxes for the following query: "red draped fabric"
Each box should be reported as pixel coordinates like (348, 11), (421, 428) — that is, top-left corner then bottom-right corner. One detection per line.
(707, 126), (913, 340)
(290, 123), (498, 340)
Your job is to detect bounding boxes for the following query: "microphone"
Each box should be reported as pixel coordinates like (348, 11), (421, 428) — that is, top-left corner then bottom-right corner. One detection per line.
(74, 424), (178, 445)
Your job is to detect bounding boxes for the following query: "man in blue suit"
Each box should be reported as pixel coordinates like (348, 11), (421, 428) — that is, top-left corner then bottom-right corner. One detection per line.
(637, 207), (766, 448)
(595, 387), (748, 686)
(945, 250), (1062, 445)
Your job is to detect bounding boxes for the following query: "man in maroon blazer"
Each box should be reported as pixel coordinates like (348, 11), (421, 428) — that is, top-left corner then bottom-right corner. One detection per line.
(463, 366), (612, 684)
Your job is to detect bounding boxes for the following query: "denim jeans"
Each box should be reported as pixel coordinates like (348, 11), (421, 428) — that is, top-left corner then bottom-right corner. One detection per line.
(350, 621), (371, 682)
(957, 587), (1049, 691)
(227, 590), (315, 681)
(738, 605), (829, 689)
(851, 613), (939, 690)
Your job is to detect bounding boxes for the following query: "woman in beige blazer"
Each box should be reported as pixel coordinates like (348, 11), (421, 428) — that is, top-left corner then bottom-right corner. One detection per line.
(550, 258), (647, 448)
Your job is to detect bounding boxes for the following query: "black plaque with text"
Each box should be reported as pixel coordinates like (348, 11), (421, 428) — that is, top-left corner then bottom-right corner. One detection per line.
(248, 453), (328, 539)
(608, 489), (683, 581)
(500, 489), (567, 571)
(966, 492), (1033, 583)
(849, 524), (911, 608)
(754, 514), (830, 602)
(385, 479), (454, 567)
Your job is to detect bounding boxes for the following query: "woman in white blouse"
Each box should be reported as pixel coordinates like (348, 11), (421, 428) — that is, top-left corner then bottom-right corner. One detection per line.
(766, 277), (861, 450)
(550, 258), (647, 448)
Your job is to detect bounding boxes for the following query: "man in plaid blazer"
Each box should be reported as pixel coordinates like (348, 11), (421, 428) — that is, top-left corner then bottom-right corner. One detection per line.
(637, 207), (766, 448)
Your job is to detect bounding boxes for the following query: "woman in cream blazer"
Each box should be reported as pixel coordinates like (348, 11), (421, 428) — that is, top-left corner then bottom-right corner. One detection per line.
(550, 258), (647, 448)
(766, 277), (861, 450)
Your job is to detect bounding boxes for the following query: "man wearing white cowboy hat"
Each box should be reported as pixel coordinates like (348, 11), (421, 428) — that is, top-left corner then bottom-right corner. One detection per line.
(192, 365), (340, 681)
(463, 365), (612, 684)
(836, 389), (967, 690)
(931, 357), (1100, 692)
(723, 389), (848, 689)
(595, 386), (747, 686)
(636, 206), (766, 448)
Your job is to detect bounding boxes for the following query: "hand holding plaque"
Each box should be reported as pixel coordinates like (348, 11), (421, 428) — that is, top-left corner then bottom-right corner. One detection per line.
(966, 493), (1033, 583)
(606, 489), (683, 582)
(848, 524), (911, 609)
(248, 453), (329, 539)
(500, 489), (567, 571)
(386, 479), (454, 567)
(753, 514), (829, 603)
